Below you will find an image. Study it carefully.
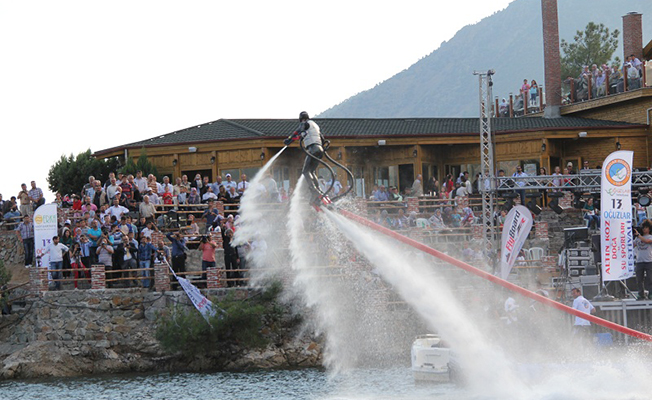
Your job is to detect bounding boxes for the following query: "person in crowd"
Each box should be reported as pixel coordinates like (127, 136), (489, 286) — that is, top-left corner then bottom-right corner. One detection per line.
(96, 235), (115, 287)
(115, 235), (137, 287)
(389, 186), (403, 202)
(391, 209), (409, 230)
(428, 208), (447, 231)
(133, 170), (148, 195)
(146, 188), (160, 205)
(28, 181), (45, 211)
(538, 167), (548, 206)
(199, 234), (218, 286)
(583, 197), (599, 229)
(140, 220), (158, 240)
(520, 79), (530, 100)
(456, 177), (468, 197)
(16, 215), (34, 267)
(118, 175), (134, 201)
(443, 174), (454, 199)
(43, 236), (69, 290)
(571, 287), (595, 341)
(18, 184), (31, 217)
(512, 165), (527, 204)
(147, 174), (161, 195)
(222, 228), (240, 287)
(237, 174), (249, 194)
(158, 176), (173, 197)
(499, 98), (509, 117)
(69, 242), (89, 288)
(166, 232), (187, 289)
(595, 69), (606, 97)
(86, 220), (102, 264)
(187, 187), (200, 205)
(92, 180), (109, 209)
(81, 196), (97, 214)
(202, 186), (218, 202)
(60, 228), (74, 278)
(161, 185), (174, 205)
(226, 186), (240, 208)
(82, 176), (96, 199)
(183, 214), (200, 242)
(106, 177), (120, 201)
(4, 202), (21, 221)
(211, 175), (223, 194)
(202, 201), (221, 233)
(217, 186), (229, 203)
(138, 195), (156, 223)
(529, 80), (538, 108)
(198, 176), (210, 197)
(450, 207), (462, 228)
(461, 207), (475, 227)
(107, 197), (129, 220)
(374, 185), (389, 202)
(634, 220), (652, 301)
(137, 236), (156, 290)
(222, 173), (237, 193)
(411, 174), (423, 197)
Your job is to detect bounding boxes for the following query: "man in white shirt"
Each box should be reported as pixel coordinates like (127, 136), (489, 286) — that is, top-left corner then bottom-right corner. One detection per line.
(133, 170), (148, 194)
(43, 236), (69, 290)
(158, 176), (173, 196)
(237, 174), (249, 194)
(571, 288), (595, 341)
(202, 186), (218, 202)
(108, 198), (129, 220)
(106, 177), (121, 201)
(139, 195), (157, 222)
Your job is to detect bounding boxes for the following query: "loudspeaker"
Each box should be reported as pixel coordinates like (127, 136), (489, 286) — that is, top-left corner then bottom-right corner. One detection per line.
(582, 284), (600, 300)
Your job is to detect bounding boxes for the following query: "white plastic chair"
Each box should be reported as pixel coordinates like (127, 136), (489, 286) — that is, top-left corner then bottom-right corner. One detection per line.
(416, 218), (430, 228)
(529, 247), (545, 261)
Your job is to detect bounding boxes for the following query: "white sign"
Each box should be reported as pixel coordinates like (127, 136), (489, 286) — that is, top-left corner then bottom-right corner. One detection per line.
(165, 261), (219, 323)
(33, 204), (58, 268)
(500, 205), (534, 280)
(601, 150), (635, 281)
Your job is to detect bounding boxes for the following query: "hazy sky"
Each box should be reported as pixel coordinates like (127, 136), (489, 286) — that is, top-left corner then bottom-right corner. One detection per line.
(0, 0), (514, 200)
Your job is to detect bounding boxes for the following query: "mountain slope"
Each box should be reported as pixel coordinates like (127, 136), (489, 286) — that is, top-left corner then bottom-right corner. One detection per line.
(318, 0), (652, 118)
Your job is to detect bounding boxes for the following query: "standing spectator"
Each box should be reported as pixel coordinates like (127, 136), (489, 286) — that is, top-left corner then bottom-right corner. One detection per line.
(634, 220), (652, 300)
(139, 195), (157, 223)
(43, 236), (69, 290)
(96, 236), (115, 287)
(190, 174), (203, 192)
(108, 198), (129, 220)
(222, 228), (240, 287)
(159, 176), (173, 197)
(18, 184), (31, 217)
(87, 220), (102, 264)
(79, 235), (92, 273)
(222, 174), (237, 192)
(538, 167), (548, 206)
(237, 174), (249, 194)
(133, 171), (148, 195)
(146, 188), (160, 205)
(103, 172), (116, 190)
(411, 174), (423, 197)
(520, 79), (530, 100)
(199, 235), (218, 286)
(116, 235), (138, 287)
(571, 288), (595, 341)
(202, 201), (222, 233)
(82, 176), (95, 199)
(211, 175), (223, 194)
(138, 236), (156, 289)
(173, 177), (185, 206)
(28, 181), (45, 211)
(529, 80), (539, 108)
(166, 232), (187, 288)
(106, 177), (120, 201)
(186, 188), (200, 205)
(92, 180), (109, 209)
(119, 175), (134, 200)
(375, 185), (389, 201)
(512, 165), (527, 204)
(16, 215), (34, 267)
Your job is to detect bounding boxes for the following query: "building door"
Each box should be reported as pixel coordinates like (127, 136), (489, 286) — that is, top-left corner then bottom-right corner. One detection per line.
(398, 164), (414, 194)
(182, 169), (212, 182)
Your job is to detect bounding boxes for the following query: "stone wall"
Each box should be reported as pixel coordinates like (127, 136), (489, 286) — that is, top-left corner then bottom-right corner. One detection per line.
(0, 288), (322, 379)
(0, 231), (23, 266)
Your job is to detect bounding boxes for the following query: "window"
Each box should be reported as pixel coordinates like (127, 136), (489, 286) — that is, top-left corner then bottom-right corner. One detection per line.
(353, 166), (365, 197)
(273, 166), (291, 193)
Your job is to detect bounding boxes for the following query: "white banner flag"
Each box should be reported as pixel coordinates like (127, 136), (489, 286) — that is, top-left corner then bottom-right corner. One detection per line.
(601, 150), (635, 281)
(164, 260), (220, 323)
(500, 205), (534, 280)
(33, 204), (58, 268)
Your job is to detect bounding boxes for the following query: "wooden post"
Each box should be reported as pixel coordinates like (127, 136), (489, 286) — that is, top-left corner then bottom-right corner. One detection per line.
(413, 145), (422, 179)
(524, 93), (529, 114)
(509, 94), (514, 118)
(570, 79), (575, 103)
(211, 150), (218, 182)
(605, 72), (610, 96)
(538, 86), (543, 112)
(624, 65), (629, 92)
(494, 98), (499, 117)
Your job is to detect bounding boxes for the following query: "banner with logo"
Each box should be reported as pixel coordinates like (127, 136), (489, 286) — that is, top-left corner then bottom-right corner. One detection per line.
(33, 204), (58, 268)
(601, 150), (635, 281)
(165, 261), (221, 323)
(500, 205), (534, 280)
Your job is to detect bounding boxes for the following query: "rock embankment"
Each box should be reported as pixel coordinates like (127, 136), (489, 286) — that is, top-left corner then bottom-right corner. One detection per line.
(0, 289), (322, 379)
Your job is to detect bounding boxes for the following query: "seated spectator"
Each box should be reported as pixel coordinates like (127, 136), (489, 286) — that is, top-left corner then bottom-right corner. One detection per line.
(4, 204), (21, 220)
(222, 174), (237, 192)
(389, 186), (403, 202)
(428, 209), (447, 231)
(450, 207), (462, 228)
(392, 209), (409, 230)
(461, 207), (475, 227)
(217, 185), (229, 203)
(379, 210), (392, 228)
(202, 186), (218, 203)
(147, 189), (160, 205)
(187, 188), (201, 205)
(375, 185), (389, 202)
(140, 220), (158, 239)
(183, 214), (200, 241)
(226, 186), (240, 204)
(583, 197), (600, 229)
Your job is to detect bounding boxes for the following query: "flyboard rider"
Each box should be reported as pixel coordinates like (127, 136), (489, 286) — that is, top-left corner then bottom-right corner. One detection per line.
(284, 111), (330, 207)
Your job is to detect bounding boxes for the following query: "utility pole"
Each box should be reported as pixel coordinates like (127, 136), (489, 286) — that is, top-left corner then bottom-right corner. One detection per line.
(474, 69), (497, 268)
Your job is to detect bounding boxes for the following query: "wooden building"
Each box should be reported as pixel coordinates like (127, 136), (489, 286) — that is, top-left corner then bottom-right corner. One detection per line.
(95, 89), (652, 197)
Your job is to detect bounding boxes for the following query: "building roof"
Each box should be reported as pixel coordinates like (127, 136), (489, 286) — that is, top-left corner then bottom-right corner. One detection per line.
(95, 116), (643, 155)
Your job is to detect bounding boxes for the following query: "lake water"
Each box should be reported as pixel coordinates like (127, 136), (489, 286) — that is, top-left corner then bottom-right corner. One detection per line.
(0, 367), (462, 400)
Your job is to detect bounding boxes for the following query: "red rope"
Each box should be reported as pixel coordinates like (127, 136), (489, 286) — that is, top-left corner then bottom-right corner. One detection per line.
(338, 208), (652, 342)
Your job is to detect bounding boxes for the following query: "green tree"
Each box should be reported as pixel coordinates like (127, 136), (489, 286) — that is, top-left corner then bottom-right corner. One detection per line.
(120, 147), (158, 178)
(47, 149), (120, 195)
(560, 22), (620, 79)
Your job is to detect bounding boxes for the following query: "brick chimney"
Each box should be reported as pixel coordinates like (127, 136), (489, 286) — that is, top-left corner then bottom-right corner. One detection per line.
(541, 0), (561, 117)
(622, 12), (643, 61)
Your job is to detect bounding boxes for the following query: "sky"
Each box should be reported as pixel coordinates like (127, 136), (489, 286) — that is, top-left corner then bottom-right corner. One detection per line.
(0, 0), (514, 201)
